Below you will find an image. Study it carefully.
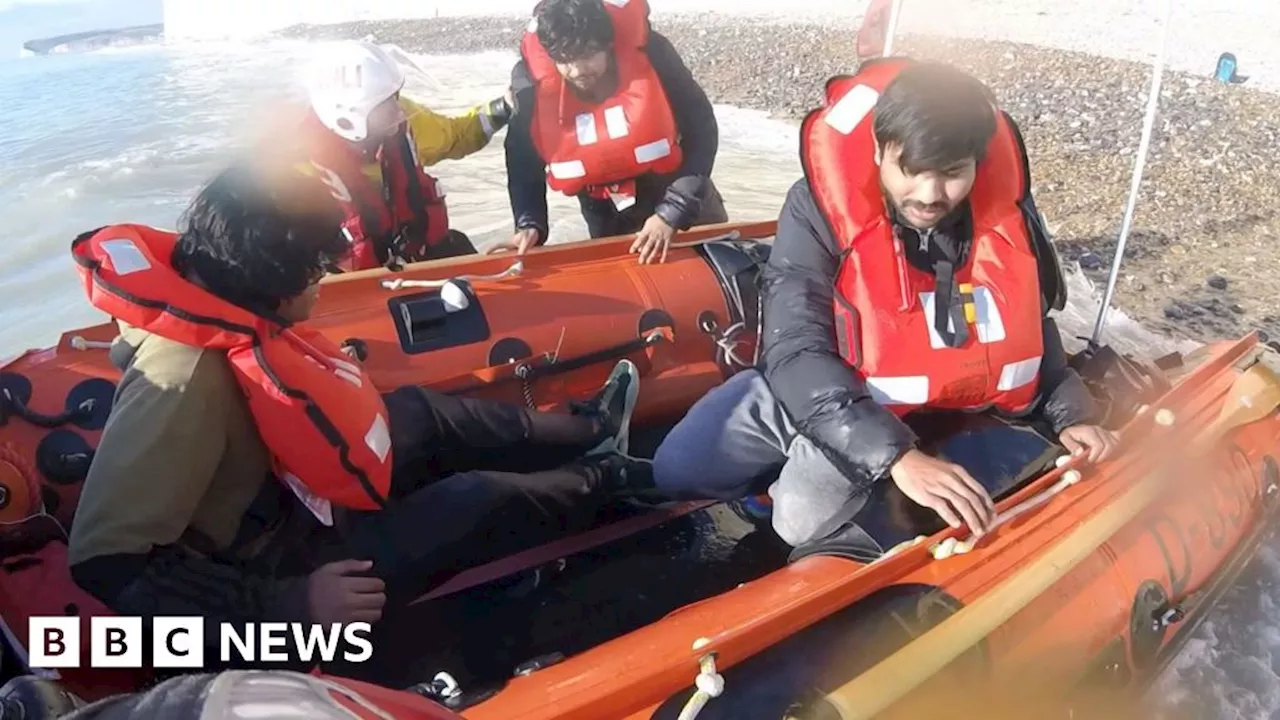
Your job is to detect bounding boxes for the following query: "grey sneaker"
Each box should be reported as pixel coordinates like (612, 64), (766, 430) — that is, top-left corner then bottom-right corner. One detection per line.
(574, 359), (640, 456)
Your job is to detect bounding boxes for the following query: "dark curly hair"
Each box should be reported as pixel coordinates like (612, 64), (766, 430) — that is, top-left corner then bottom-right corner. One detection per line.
(171, 162), (347, 319)
(534, 0), (615, 63)
(873, 62), (998, 175)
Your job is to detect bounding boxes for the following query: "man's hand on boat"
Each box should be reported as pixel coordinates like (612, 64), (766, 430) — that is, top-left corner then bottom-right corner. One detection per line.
(307, 559), (387, 624)
(630, 213), (675, 264)
(1057, 424), (1120, 464)
(890, 449), (997, 536)
(486, 227), (542, 256)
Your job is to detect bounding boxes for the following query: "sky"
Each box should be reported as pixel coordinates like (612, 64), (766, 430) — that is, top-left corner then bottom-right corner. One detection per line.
(1, 0), (161, 55)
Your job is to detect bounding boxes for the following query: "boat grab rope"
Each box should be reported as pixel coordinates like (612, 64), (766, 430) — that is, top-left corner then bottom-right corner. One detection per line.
(929, 409), (1165, 560)
(676, 648), (725, 720)
(69, 335), (114, 351)
(0, 387), (95, 430)
(380, 260), (524, 290)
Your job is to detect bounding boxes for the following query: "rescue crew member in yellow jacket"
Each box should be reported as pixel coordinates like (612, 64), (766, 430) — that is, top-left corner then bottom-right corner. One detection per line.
(492, 0), (728, 264)
(295, 40), (514, 272)
(66, 162), (655, 672)
(652, 60), (1118, 549)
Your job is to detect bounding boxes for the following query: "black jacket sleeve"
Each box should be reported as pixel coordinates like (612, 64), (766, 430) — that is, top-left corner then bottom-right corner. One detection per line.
(504, 60), (550, 244)
(71, 549), (313, 670)
(760, 180), (919, 485)
(645, 31), (719, 230)
(1019, 195), (1099, 434)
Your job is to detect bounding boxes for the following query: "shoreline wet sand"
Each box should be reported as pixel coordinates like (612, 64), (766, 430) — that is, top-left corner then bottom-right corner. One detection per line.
(280, 14), (1280, 348)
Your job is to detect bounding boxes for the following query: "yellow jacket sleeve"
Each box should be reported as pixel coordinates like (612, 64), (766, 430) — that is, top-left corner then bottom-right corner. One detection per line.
(400, 96), (497, 166)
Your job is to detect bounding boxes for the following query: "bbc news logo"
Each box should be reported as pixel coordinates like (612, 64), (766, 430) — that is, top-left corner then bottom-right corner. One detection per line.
(29, 617), (373, 668)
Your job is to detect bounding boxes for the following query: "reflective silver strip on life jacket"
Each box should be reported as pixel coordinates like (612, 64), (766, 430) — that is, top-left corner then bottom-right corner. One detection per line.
(99, 238), (153, 276)
(920, 287), (1008, 350)
(550, 160), (587, 179)
(865, 376), (931, 406)
(635, 138), (672, 164)
(365, 413), (392, 463)
(997, 356), (1043, 392)
(575, 112), (599, 145)
(824, 84), (880, 135)
(604, 105), (630, 139)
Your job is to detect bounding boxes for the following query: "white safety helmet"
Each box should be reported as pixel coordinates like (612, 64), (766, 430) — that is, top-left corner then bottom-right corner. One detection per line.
(304, 40), (407, 143)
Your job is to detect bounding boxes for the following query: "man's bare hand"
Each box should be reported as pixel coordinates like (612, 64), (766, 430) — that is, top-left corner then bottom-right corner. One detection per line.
(629, 214), (675, 264)
(889, 449), (996, 536)
(486, 228), (540, 256)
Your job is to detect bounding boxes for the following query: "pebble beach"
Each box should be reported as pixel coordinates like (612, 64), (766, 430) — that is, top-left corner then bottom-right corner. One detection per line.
(280, 11), (1280, 349)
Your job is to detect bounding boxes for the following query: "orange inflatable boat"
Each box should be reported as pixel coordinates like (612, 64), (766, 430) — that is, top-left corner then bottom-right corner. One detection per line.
(2, 221), (1279, 720)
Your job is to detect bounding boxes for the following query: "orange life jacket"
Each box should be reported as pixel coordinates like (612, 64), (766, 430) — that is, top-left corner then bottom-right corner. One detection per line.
(801, 58), (1045, 417)
(520, 0), (683, 200)
(301, 111), (451, 272)
(71, 224), (393, 517)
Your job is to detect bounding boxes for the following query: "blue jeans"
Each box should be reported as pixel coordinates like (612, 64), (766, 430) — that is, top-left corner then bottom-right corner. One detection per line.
(652, 370), (868, 547)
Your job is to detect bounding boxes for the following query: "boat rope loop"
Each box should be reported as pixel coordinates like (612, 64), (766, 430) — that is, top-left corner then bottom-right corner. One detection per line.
(676, 653), (725, 720)
(714, 321), (751, 369)
(931, 454), (1084, 560)
(698, 313), (752, 370)
(0, 387), (95, 430)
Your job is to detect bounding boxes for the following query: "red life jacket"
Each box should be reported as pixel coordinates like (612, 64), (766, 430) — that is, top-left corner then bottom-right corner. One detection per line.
(520, 0), (683, 200)
(301, 110), (451, 272)
(71, 224), (393, 516)
(801, 58), (1045, 417)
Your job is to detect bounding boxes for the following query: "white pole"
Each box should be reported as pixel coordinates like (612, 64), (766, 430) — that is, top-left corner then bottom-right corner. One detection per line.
(1090, 0), (1176, 345)
(882, 0), (904, 57)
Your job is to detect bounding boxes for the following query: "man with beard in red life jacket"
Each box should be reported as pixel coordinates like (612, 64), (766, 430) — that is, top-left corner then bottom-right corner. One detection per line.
(295, 40), (514, 272)
(67, 163), (655, 671)
(651, 60), (1119, 549)
(491, 0), (728, 264)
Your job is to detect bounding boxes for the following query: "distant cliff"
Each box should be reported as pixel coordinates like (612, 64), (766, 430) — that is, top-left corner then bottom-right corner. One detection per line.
(23, 23), (163, 55)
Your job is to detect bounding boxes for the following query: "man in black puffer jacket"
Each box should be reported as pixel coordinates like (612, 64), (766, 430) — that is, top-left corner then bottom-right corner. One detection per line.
(652, 60), (1116, 548)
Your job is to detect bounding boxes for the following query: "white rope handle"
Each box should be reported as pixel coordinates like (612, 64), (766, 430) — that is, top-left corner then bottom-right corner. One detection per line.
(70, 335), (114, 351)
(381, 260), (524, 291)
(932, 456), (1083, 559)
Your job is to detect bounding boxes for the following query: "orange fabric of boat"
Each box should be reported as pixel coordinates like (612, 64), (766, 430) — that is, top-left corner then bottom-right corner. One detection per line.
(520, 0), (684, 196)
(70, 224), (394, 512)
(808, 358), (1280, 720)
(313, 231), (754, 428)
(0, 533), (149, 699)
(801, 58), (1044, 416)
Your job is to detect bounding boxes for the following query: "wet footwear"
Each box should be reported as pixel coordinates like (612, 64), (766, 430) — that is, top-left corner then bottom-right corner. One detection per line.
(588, 451), (664, 502)
(574, 360), (640, 456)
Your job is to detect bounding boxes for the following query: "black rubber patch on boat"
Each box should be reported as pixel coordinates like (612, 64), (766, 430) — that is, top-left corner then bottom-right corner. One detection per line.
(64, 378), (115, 431)
(0, 373), (33, 411)
(638, 309), (675, 337)
(488, 337), (533, 367)
(1128, 580), (1170, 671)
(35, 430), (94, 486)
(388, 280), (491, 355)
